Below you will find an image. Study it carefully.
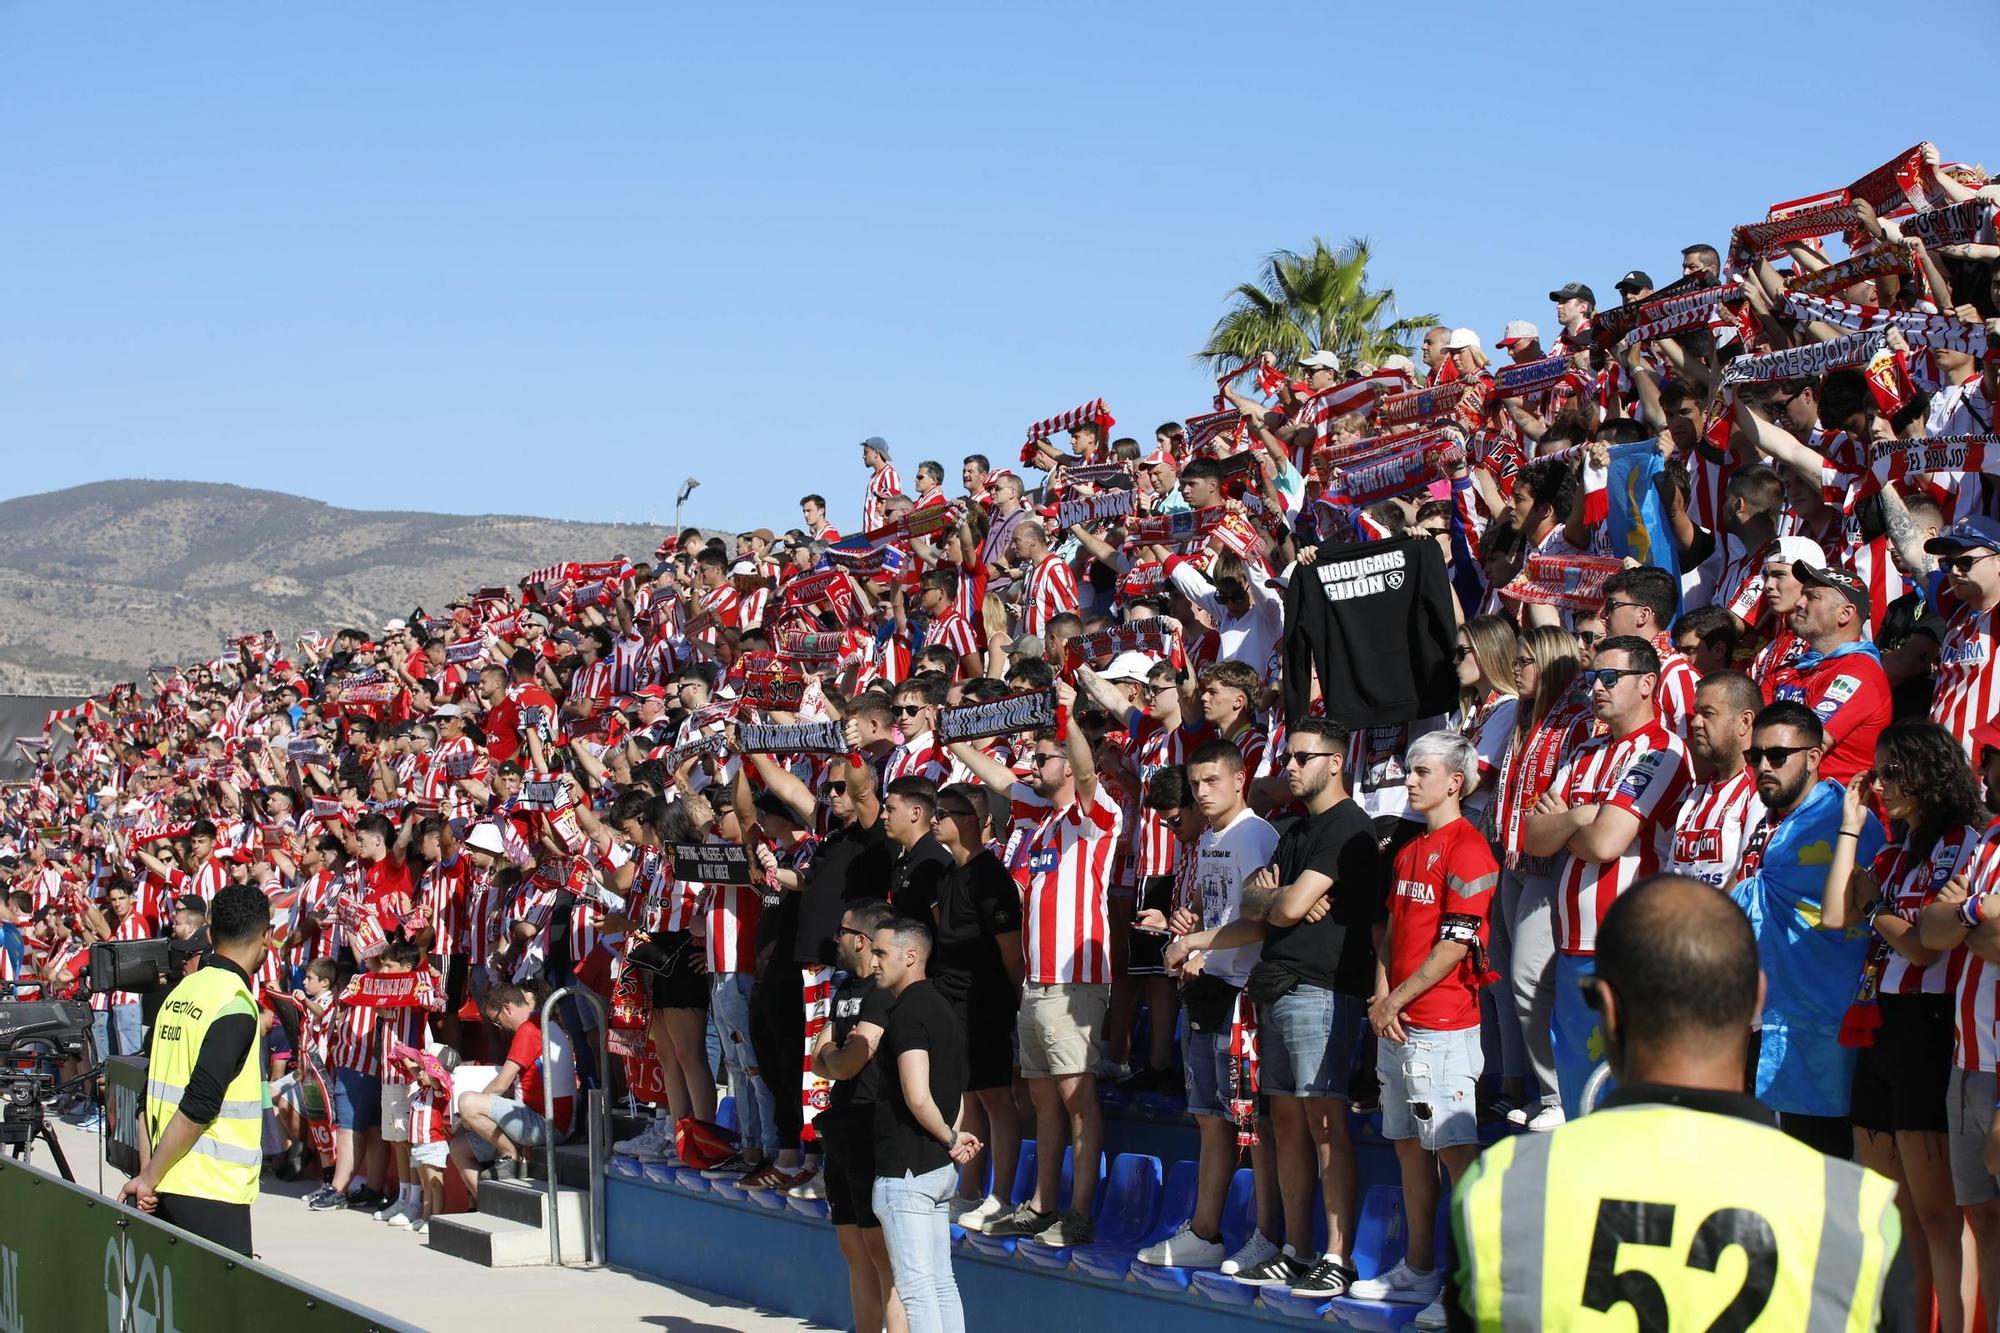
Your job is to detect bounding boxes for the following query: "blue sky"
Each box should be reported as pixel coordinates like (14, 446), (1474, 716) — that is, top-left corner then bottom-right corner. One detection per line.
(3, 3), (1995, 536)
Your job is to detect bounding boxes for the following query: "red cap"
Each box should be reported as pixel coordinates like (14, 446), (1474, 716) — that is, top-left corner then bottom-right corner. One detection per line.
(631, 685), (667, 700)
(1974, 717), (2000, 763)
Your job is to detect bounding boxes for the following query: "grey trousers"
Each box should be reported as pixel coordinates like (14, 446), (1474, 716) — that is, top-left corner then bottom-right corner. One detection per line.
(1500, 866), (1559, 1110)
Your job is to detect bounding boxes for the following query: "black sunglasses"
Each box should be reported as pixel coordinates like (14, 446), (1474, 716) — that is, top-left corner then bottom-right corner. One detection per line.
(893, 704), (926, 716)
(1943, 552), (1998, 575)
(1452, 646), (1475, 663)
(1576, 630), (1600, 645)
(1279, 750), (1334, 767)
(1745, 745), (1810, 769)
(824, 780), (847, 796)
(1580, 667), (1646, 689)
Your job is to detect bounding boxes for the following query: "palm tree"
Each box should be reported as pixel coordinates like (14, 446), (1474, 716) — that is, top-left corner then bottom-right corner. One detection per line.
(1197, 236), (1438, 379)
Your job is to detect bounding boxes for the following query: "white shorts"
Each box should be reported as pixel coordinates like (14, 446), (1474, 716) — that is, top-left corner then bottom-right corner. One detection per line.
(380, 1082), (413, 1143)
(410, 1141), (451, 1169)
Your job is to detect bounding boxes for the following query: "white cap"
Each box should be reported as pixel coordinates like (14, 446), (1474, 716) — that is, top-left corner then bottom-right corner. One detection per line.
(1768, 536), (1826, 569)
(1496, 320), (1540, 348)
(1098, 651), (1157, 684)
(384, 618), (408, 632)
(728, 559), (758, 577)
(432, 703), (465, 719)
(1379, 353), (1417, 377)
(464, 823), (508, 857)
(1444, 327), (1483, 352)
(1297, 349), (1343, 372)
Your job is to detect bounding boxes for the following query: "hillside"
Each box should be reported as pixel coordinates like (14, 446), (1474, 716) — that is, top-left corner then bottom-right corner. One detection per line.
(0, 480), (664, 694)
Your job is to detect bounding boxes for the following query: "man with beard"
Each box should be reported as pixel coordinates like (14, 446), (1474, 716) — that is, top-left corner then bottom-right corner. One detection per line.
(1668, 672), (1760, 889)
(1727, 702), (1886, 1155)
(1767, 564), (1893, 784)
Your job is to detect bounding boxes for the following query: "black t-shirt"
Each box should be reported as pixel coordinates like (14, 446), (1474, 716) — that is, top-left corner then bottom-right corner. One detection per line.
(888, 835), (953, 920)
(930, 850), (1022, 1010)
(872, 979), (967, 1178)
(792, 818), (894, 968)
(1252, 798), (1386, 997)
(825, 971), (894, 1124)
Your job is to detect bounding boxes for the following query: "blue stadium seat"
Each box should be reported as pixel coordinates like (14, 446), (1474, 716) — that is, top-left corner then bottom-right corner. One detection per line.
(715, 1095), (737, 1133)
(1016, 1150), (1114, 1268)
(1129, 1166), (1254, 1293)
(1328, 1185), (1417, 1332)
(1072, 1157), (1195, 1280)
(961, 1140), (1042, 1256)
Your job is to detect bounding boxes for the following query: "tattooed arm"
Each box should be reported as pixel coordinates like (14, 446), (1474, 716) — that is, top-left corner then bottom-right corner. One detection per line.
(1879, 479), (1939, 579)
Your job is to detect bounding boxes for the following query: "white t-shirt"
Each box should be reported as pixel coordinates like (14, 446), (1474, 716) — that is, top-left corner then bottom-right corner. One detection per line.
(1193, 806), (1280, 986)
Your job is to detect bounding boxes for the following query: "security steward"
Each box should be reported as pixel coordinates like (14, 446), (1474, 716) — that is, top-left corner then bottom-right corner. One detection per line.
(117, 884), (273, 1255)
(1449, 874), (1910, 1331)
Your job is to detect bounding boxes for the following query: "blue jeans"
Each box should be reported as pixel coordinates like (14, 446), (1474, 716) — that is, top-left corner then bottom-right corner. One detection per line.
(91, 1003), (144, 1062)
(710, 972), (775, 1157)
(872, 1163), (964, 1333)
(1551, 953), (1608, 1117)
(1259, 984), (1364, 1098)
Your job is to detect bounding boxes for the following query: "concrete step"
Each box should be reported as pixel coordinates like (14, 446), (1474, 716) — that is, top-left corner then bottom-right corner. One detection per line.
(480, 1177), (589, 1235)
(519, 1142), (596, 1190)
(427, 1211), (580, 1268)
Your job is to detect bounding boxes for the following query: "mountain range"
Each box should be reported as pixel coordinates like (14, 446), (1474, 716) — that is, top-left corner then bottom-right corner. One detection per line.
(0, 480), (664, 694)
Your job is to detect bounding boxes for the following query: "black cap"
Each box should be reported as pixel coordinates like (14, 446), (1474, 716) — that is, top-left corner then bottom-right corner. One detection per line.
(1615, 270), (1654, 294)
(1548, 282), (1596, 305)
(1793, 562), (1871, 618)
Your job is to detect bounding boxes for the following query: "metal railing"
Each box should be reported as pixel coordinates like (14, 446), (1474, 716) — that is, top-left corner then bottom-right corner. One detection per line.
(539, 985), (609, 1268)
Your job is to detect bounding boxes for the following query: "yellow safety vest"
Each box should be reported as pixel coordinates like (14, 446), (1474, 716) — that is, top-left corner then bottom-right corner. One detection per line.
(1453, 1099), (1901, 1331)
(144, 963), (266, 1206)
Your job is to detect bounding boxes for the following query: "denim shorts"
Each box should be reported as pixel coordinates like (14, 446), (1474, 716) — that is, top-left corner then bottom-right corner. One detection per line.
(1180, 1025), (1237, 1118)
(332, 1068), (382, 1132)
(1259, 984), (1363, 1099)
(1378, 1024), (1483, 1151)
(459, 1095), (552, 1164)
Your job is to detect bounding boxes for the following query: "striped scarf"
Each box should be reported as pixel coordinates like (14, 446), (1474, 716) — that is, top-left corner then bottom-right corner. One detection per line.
(1025, 398), (1114, 445)
(1782, 292), (1989, 359)
(1787, 244), (1911, 300)
(800, 965), (835, 1143)
(1228, 990), (1260, 1149)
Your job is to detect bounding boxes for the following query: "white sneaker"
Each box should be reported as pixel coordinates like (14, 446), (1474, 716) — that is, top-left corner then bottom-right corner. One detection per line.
(615, 1119), (673, 1160)
(1504, 1104), (1531, 1126)
(955, 1194), (1008, 1233)
(386, 1203), (421, 1229)
(408, 1217), (428, 1235)
(1413, 1293), (1449, 1329)
(785, 1169), (825, 1200)
(1526, 1104), (1566, 1132)
(373, 1198), (404, 1222)
(1349, 1259), (1442, 1304)
(1220, 1229), (1280, 1276)
(1137, 1222), (1227, 1268)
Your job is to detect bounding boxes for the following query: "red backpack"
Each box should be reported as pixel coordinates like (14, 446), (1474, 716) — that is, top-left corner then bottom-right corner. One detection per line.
(674, 1117), (739, 1170)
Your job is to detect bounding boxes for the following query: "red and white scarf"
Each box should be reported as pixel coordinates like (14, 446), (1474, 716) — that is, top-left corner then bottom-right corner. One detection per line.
(800, 965), (835, 1143)
(1025, 397), (1114, 445)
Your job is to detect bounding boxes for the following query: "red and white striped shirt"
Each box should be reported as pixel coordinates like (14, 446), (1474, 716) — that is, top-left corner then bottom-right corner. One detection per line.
(703, 878), (760, 974)
(1650, 637), (1700, 737)
(1123, 715), (1188, 879)
(422, 735), (485, 823)
(1668, 767), (1758, 890)
(1931, 600), (2000, 758)
(462, 867), (499, 967)
(571, 657), (615, 707)
(737, 586), (771, 630)
(1953, 820), (2000, 1072)
(1871, 826), (1978, 996)
(1021, 555), (1079, 638)
(926, 610), (979, 667)
(1008, 781), (1123, 985)
(1550, 720), (1691, 955)
(421, 853), (473, 956)
(863, 464), (902, 533)
(329, 997), (384, 1075)
(882, 735), (970, 788)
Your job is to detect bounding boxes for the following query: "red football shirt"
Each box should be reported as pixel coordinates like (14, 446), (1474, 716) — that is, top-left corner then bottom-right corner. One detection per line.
(1387, 817), (1499, 1032)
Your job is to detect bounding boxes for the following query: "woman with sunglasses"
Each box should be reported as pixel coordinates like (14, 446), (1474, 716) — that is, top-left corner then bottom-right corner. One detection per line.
(1450, 616), (1520, 828)
(1823, 720), (1985, 1331)
(1483, 626), (1592, 1131)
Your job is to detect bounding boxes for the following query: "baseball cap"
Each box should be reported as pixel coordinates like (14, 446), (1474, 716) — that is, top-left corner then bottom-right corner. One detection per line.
(384, 618), (408, 633)
(1142, 447), (1174, 468)
(463, 823), (508, 857)
(1926, 517), (2000, 557)
(728, 559), (758, 577)
(432, 703), (466, 719)
(751, 528), (776, 543)
(630, 684), (667, 700)
(1298, 349), (1343, 372)
(1006, 633), (1044, 658)
(1495, 320), (1540, 349)
(1793, 562), (1870, 617)
(1098, 651), (1157, 684)
(1379, 353), (1417, 377)
(1615, 270), (1654, 294)
(1548, 282), (1597, 305)
(861, 435), (892, 457)
(1767, 536), (1827, 569)
(1444, 327), (1483, 352)
(1973, 717), (2000, 763)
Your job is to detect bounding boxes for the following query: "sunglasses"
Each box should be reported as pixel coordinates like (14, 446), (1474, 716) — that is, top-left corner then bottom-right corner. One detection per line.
(937, 804), (978, 821)
(1943, 552), (1998, 575)
(893, 704), (926, 716)
(1452, 646), (1475, 663)
(1279, 750), (1335, 767)
(1512, 655), (1536, 669)
(825, 781), (847, 796)
(1876, 763), (1906, 784)
(1033, 752), (1065, 767)
(1580, 667), (1647, 689)
(1576, 630), (1601, 646)
(1745, 745), (1810, 769)
(1143, 682), (1177, 698)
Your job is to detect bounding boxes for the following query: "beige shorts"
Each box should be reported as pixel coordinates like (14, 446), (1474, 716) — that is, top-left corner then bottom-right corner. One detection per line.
(380, 1082), (413, 1143)
(1017, 982), (1109, 1079)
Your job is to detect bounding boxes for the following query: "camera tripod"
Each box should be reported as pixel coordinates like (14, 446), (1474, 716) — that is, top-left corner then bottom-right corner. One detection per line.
(0, 1062), (103, 1184)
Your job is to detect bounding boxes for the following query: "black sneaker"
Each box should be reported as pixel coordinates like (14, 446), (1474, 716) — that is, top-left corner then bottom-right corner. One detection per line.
(700, 1153), (755, 1180)
(306, 1188), (348, 1212)
(1237, 1248), (1310, 1287)
(1033, 1209), (1094, 1248)
(1290, 1256), (1359, 1299)
(348, 1188), (390, 1212)
(981, 1202), (1054, 1239)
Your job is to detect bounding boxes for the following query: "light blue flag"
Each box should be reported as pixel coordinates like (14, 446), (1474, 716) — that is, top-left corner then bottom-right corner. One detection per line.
(1605, 440), (1682, 589)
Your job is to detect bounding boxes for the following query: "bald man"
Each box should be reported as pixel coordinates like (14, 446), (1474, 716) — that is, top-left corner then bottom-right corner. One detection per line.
(1450, 876), (1909, 1330)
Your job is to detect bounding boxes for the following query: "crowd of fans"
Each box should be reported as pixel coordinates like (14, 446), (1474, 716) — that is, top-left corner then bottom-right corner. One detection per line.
(2, 140), (1998, 1331)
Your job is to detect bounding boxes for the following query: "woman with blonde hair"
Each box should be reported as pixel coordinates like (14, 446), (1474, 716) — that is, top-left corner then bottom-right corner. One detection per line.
(1482, 624), (1594, 1131)
(1453, 616), (1520, 821)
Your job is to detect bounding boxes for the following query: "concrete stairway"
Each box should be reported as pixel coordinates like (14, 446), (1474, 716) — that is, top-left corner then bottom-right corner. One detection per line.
(427, 1146), (595, 1267)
